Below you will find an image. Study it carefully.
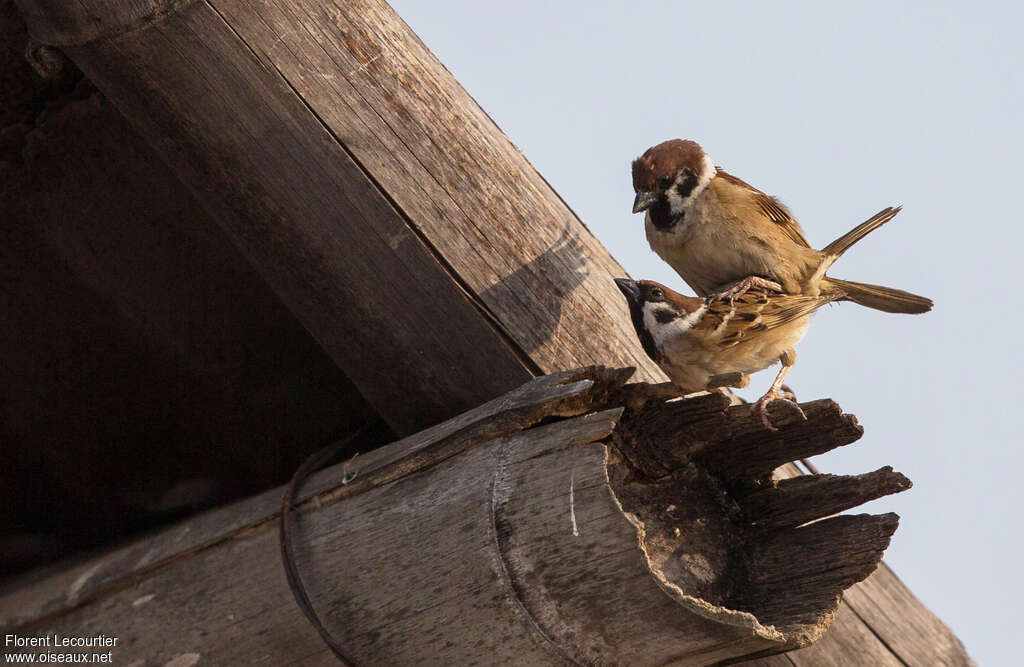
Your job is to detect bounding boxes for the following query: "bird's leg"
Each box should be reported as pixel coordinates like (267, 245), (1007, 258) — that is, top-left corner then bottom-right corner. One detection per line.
(712, 275), (784, 301)
(753, 350), (806, 430)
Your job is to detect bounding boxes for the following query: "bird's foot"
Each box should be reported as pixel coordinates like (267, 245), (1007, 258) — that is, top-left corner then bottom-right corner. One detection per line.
(712, 275), (784, 302)
(753, 387), (807, 431)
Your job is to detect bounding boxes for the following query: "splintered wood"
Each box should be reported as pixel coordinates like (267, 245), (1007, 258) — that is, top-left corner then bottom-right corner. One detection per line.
(0, 367), (939, 665)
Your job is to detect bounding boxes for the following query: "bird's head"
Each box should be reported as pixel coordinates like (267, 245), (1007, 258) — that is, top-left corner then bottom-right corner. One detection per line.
(631, 139), (716, 230)
(614, 278), (706, 360)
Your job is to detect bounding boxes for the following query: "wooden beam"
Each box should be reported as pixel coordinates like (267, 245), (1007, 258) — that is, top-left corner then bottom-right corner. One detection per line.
(15, 0), (533, 435)
(7, 0), (973, 664)
(1, 369), (931, 665)
(13, 0), (664, 435)
(0, 366), (628, 631)
(0, 88), (381, 569)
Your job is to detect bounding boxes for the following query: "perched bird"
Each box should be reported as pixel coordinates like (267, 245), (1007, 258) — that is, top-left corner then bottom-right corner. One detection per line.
(615, 278), (840, 429)
(631, 139), (932, 314)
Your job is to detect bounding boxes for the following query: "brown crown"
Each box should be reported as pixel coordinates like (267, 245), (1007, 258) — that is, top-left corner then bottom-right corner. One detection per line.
(635, 279), (705, 315)
(631, 139), (706, 192)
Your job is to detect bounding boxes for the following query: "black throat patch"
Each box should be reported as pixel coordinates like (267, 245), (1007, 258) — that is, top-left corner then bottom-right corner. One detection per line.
(648, 198), (680, 230)
(627, 304), (662, 362)
(647, 171), (699, 230)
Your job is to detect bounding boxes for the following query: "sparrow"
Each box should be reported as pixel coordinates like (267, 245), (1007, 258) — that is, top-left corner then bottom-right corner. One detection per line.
(615, 277), (840, 429)
(631, 139), (932, 314)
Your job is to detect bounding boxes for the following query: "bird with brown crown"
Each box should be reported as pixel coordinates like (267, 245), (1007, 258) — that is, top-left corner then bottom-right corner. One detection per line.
(615, 278), (840, 429)
(631, 139), (932, 314)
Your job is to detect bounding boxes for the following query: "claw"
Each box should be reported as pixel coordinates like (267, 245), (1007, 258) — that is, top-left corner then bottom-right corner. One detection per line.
(713, 275), (784, 302)
(754, 390), (807, 430)
(752, 360), (803, 430)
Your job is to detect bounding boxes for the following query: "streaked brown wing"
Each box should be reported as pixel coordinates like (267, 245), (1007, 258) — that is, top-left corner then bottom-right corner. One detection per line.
(715, 169), (812, 248)
(696, 289), (839, 348)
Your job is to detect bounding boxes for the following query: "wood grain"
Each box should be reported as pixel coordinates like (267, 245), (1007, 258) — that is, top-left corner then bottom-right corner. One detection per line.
(742, 467), (913, 531)
(206, 0), (662, 379)
(840, 564), (977, 666)
(14, 0), (665, 436)
(0, 366), (630, 631)
(0, 86), (379, 573)
(22, 0), (538, 435)
(1, 371), (935, 665)
(7, 0), (975, 663)
(0, 373), (786, 665)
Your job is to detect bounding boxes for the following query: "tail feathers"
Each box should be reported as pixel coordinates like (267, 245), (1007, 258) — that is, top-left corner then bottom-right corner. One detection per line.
(825, 277), (933, 314)
(821, 206), (903, 260)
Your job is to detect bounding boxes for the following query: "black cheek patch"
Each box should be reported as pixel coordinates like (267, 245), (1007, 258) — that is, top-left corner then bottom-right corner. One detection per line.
(654, 308), (679, 324)
(675, 172), (699, 200)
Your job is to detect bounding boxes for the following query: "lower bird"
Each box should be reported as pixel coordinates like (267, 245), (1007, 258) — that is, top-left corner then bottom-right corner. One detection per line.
(615, 277), (839, 429)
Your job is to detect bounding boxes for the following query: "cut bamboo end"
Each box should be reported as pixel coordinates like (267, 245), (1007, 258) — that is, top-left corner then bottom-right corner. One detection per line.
(607, 383), (908, 653)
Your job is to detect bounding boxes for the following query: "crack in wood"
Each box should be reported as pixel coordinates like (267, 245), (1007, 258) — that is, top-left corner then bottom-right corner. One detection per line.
(489, 448), (582, 667)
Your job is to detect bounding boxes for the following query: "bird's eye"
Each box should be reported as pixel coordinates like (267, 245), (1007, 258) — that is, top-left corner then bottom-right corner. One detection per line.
(658, 176), (673, 190)
(650, 288), (664, 300)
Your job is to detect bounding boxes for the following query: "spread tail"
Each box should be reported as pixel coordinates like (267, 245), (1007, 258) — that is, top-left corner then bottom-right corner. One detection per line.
(823, 277), (933, 314)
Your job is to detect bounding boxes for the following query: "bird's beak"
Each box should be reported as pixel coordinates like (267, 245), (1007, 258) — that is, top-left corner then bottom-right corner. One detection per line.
(632, 191), (658, 214)
(614, 278), (641, 303)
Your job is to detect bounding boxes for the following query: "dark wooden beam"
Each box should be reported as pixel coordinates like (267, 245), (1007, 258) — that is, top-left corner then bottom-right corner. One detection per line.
(0, 68), (381, 570)
(0, 369), (934, 665)
(13, 0), (664, 435)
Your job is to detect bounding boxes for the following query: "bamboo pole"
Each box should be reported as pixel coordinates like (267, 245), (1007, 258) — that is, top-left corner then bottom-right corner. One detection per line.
(0, 368), (922, 665)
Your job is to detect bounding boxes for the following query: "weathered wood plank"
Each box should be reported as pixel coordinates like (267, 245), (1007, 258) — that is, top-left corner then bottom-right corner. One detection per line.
(8, 0), (973, 663)
(606, 389), (908, 654)
(734, 603), (904, 667)
(612, 392), (864, 486)
(1, 369), (924, 665)
(738, 513), (899, 633)
(742, 466), (974, 666)
(203, 0), (661, 380)
(3, 409), (785, 666)
(14, 0), (666, 437)
(0, 86), (379, 574)
(742, 467), (913, 531)
(18, 0), (536, 435)
(841, 564), (976, 666)
(0, 366), (629, 631)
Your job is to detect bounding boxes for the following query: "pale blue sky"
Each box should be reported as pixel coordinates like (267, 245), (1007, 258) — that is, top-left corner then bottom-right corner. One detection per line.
(391, 1), (1020, 663)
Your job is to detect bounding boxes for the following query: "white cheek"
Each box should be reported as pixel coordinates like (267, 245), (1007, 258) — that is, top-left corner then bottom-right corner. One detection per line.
(664, 187), (685, 213)
(642, 302), (708, 349)
(678, 303), (708, 331)
(673, 153), (718, 214)
(697, 153), (717, 193)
